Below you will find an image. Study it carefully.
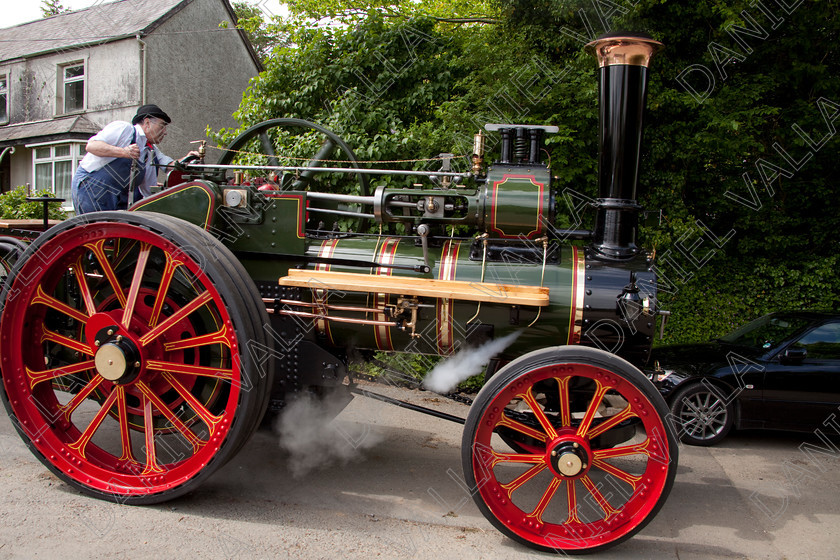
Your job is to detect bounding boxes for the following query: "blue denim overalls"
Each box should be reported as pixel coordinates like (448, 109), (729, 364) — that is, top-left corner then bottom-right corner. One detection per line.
(71, 129), (158, 214)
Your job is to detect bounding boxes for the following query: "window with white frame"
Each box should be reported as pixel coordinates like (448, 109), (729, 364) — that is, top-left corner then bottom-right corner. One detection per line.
(31, 142), (86, 206)
(59, 62), (85, 114)
(0, 74), (8, 125)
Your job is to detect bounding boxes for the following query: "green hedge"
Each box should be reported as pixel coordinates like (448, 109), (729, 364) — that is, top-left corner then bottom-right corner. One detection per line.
(658, 254), (840, 345)
(0, 186), (67, 221)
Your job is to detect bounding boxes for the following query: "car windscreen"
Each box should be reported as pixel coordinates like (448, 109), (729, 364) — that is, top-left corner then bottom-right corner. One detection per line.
(719, 314), (812, 349)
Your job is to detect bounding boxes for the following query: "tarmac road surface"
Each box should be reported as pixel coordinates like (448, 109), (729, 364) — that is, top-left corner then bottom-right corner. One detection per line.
(1, 380), (839, 559)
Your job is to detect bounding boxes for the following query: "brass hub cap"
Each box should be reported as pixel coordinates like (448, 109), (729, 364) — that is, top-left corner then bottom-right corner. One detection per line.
(557, 451), (584, 476)
(94, 334), (141, 384)
(549, 441), (590, 478)
(95, 344), (128, 381)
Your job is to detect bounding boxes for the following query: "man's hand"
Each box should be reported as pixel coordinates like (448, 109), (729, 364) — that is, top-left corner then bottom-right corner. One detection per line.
(124, 144), (141, 159)
(172, 151), (203, 170)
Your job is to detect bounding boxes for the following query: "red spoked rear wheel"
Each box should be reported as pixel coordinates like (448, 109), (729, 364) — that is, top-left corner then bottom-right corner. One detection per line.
(0, 212), (272, 503)
(462, 346), (677, 553)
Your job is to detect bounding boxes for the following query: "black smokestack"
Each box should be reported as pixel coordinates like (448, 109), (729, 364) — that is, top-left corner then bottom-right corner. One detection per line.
(586, 33), (663, 260)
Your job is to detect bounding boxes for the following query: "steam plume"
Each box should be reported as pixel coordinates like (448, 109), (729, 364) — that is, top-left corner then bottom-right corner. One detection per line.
(423, 331), (521, 394)
(275, 391), (381, 478)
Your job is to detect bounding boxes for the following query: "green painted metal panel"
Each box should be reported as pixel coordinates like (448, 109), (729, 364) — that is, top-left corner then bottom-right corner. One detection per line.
(130, 181), (220, 230)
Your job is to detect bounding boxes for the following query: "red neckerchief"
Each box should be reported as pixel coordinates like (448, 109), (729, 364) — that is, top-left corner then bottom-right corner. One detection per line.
(144, 141), (158, 167)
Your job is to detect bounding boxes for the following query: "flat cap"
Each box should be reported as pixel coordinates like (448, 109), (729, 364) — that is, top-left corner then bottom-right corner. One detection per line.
(132, 104), (171, 125)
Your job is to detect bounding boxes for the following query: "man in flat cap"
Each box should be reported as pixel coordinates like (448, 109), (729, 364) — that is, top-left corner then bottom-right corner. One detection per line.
(71, 104), (198, 213)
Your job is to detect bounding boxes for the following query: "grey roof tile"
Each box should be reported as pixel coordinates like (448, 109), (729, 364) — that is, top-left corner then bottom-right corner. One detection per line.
(0, 0), (187, 63)
(0, 114), (101, 146)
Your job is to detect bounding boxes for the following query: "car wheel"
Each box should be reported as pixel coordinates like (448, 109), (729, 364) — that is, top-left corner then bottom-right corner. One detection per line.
(670, 382), (734, 446)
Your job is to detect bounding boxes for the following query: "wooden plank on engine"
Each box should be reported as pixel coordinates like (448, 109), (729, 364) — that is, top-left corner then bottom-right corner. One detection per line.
(0, 219), (61, 228)
(278, 269), (550, 307)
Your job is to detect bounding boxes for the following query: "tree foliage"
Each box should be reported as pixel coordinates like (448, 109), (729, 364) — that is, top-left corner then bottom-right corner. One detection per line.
(214, 14), (477, 186)
(285, 0), (498, 24)
(221, 0), (840, 344)
(40, 0), (68, 18)
(228, 1), (283, 62)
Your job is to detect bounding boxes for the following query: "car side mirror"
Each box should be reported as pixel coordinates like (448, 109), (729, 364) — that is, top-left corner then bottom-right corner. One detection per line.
(781, 347), (807, 364)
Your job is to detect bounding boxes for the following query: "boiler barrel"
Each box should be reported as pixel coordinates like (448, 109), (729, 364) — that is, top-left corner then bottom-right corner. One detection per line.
(291, 236), (585, 358)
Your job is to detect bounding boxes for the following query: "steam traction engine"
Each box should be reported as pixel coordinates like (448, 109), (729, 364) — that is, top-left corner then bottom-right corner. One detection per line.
(0, 35), (676, 553)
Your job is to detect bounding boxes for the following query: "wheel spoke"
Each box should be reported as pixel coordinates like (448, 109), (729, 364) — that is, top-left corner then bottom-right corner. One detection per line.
(521, 386), (559, 440)
(492, 451), (544, 466)
(258, 132), (280, 167)
(581, 475), (620, 520)
(86, 239), (126, 308)
(708, 400), (726, 417)
(313, 138), (335, 163)
(496, 413), (549, 444)
(586, 404), (635, 440)
(148, 253), (181, 328)
(500, 463), (547, 496)
(31, 284), (89, 323)
(682, 396), (703, 416)
(160, 371), (223, 436)
(146, 360), (234, 383)
(139, 290), (214, 346)
(71, 256), (97, 316)
(565, 479), (581, 524)
(556, 376), (572, 427)
(162, 325), (234, 352)
(576, 380), (608, 437)
(293, 139), (337, 188)
(27, 360), (95, 388)
(58, 376), (104, 421)
(592, 458), (642, 490)
(528, 477), (562, 524)
(137, 381), (205, 453)
(141, 394), (166, 475)
(40, 324), (93, 356)
(66, 388), (120, 459)
(110, 239), (139, 272)
(121, 242), (151, 328)
(114, 387), (137, 464)
(592, 436), (656, 461)
(683, 418), (704, 437)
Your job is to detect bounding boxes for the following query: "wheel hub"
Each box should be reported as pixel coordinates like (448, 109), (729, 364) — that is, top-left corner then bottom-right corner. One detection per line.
(93, 327), (141, 384)
(549, 441), (590, 478)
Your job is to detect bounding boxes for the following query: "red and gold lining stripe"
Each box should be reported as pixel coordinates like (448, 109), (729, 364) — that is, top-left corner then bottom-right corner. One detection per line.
(436, 240), (460, 355)
(373, 238), (399, 351)
(566, 245), (586, 344)
(261, 193), (306, 238)
(489, 175), (545, 239)
(131, 182), (215, 230)
(314, 238), (339, 344)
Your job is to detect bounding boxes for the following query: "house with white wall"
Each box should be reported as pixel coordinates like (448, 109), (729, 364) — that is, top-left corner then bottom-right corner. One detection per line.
(0, 0), (262, 208)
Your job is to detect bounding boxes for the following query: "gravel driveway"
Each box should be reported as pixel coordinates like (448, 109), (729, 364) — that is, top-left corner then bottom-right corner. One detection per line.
(1, 382), (839, 559)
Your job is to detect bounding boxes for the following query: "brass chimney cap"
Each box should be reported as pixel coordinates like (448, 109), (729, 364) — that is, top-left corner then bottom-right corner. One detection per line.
(585, 33), (664, 68)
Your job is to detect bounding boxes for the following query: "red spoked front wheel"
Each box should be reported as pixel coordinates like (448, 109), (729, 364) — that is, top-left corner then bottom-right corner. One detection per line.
(462, 346), (677, 553)
(0, 212), (272, 503)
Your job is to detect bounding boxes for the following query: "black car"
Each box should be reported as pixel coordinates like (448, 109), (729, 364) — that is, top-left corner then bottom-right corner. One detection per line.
(648, 311), (840, 445)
